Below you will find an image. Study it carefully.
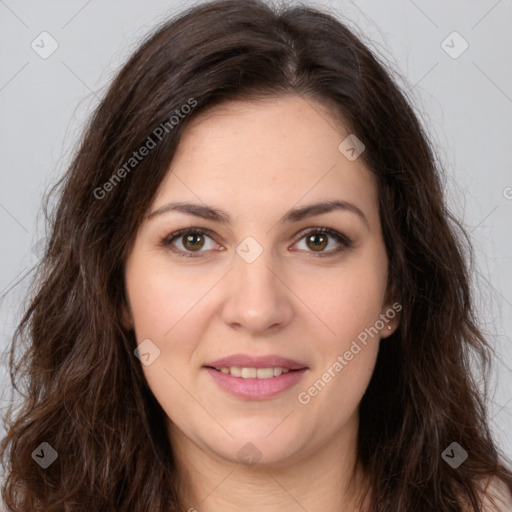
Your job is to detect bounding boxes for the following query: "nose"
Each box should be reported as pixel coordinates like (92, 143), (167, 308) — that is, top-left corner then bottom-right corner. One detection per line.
(220, 249), (294, 335)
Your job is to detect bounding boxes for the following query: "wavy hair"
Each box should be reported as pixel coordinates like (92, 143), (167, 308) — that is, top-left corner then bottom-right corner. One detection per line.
(2, 1), (511, 510)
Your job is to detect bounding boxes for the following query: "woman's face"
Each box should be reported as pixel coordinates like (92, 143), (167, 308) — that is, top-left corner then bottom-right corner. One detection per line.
(123, 95), (397, 467)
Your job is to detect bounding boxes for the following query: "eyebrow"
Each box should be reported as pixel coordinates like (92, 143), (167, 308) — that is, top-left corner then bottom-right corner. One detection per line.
(147, 199), (369, 229)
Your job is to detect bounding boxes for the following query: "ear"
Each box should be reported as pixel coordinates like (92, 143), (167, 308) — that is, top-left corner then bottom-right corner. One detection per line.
(378, 278), (401, 339)
(379, 308), (399, 339)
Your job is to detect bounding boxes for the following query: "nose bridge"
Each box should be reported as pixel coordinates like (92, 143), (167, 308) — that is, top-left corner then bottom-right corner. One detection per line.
(236, 250), (275, 296)
(220, 242), (293, 332)
(233, 233), (276, 288)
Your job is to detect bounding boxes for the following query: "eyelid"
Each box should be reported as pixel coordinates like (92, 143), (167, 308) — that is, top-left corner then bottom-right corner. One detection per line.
(161, 227), (215, 246)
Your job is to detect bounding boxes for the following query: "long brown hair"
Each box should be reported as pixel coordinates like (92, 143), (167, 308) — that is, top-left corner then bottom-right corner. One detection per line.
(2, 1), (511, 510)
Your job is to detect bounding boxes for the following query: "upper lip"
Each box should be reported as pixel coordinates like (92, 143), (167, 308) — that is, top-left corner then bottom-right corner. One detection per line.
(204, 354), (308, 370)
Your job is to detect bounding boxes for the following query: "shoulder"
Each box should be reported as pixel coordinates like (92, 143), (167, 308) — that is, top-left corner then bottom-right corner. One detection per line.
(479, 476), (512, 512)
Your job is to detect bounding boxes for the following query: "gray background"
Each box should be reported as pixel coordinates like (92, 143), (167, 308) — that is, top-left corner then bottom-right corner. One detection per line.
(1, 0), (511, 480)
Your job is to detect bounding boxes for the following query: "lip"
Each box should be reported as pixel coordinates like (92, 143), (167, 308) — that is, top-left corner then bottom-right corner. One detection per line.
(205, 367), (308, 400)
(203, 353), (309, 400)
(204, 354), (308, 371)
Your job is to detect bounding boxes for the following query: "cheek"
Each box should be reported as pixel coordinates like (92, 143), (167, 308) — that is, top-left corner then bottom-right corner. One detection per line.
(294, 251), (386, 410)
(125, 265), (207, 427)
(298, 285), (382, 429)
(124, 253), (214, 392)
(125, 256), (211, 339)
(297, 257), (388, 349)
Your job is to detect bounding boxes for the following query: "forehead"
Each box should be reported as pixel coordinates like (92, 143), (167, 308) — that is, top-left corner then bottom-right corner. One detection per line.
(152, 95), (379, 225)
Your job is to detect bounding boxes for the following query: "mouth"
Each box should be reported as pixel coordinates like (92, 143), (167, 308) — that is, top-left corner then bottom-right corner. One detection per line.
(203, 363), (308, 400)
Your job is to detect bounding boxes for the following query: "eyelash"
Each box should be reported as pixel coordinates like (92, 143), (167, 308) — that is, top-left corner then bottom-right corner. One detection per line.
(160, 227), (353, 259)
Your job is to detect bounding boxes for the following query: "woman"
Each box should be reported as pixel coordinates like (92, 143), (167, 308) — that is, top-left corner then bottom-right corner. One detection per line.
(1, 1), (511, 510)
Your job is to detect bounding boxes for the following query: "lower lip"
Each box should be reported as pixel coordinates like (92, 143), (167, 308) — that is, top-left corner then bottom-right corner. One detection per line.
(205, 367), (307, 400)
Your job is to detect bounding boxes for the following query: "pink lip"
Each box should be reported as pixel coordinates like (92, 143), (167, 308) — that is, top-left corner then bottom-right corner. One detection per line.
(203, 354), (309, 400)
(204, 354), (308, 370)
(205, 367), (308, 400)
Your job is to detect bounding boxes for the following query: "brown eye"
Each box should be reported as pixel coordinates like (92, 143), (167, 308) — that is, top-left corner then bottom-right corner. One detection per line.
(291, 227), (353, 257)
(161, 228), (218, 257)
(182, 232), (205, 251)
(306, 233), (328, 251)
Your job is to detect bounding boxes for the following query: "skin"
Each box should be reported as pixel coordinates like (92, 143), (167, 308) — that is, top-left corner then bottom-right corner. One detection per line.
(123, 95), (399, 512)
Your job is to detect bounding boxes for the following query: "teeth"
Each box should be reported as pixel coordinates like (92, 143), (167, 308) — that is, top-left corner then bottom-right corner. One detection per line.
(216, 366), (292, 379)
(242, 367), (256, 378)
